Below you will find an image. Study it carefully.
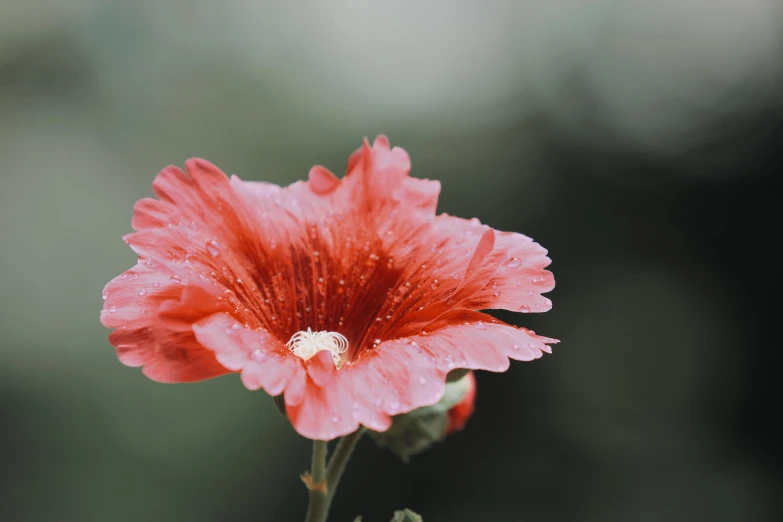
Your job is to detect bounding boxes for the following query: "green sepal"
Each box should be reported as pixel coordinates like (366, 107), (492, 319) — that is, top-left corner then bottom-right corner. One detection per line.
(391, 509), (423, 522)
(369, 373), (472, 462)
(273, 394), (286, 416)
(446, 368), (469, 383)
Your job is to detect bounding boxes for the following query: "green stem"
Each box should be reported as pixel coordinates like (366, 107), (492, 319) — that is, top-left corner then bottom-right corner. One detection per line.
(303, 429), (366, 522)
(325, 427), (366, 503)
(304, 440), (328, 522)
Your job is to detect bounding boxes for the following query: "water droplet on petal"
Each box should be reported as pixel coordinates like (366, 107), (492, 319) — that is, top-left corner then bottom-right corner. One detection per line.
(152, 281), (160, 288)
(544, 298), (552, 306)
(138, 289), (147, 296)
(206, 240), (221, 257)
(474, 321), (487, 330)
(109, 306), (117, 313)
(251, 349), (266, 362)
(513, 343), (520, 350)
(529, 342), (537, 349)
(418, 375), (427, 385)
(508, 257), (522, 268)
(169, 275), (182, 284)
(331, 415), (340, 423)
(519, 305), (530, 313)
(102, 292), (109, 300)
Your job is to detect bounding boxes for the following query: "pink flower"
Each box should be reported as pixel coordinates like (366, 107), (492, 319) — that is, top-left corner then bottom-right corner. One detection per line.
(100, 136), (557, 440)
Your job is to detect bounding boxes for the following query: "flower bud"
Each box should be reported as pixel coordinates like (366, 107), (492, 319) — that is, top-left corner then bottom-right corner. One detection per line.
(445, 370), (476, 434)
(369, 371), (476, 461)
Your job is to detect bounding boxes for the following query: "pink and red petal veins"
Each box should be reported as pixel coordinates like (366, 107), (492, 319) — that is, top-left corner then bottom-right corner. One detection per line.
(465, 231), (555, 313)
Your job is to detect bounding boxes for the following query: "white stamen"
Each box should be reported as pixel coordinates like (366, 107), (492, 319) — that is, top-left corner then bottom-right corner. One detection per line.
(286, 328), (348, 367)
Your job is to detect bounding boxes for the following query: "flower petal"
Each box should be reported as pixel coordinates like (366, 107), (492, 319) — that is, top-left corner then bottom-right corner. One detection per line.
(306, 350), (337, 388)
(192, 313), (297, 395)
(463, 231), (555, 313)
(101, 260), (230, 382)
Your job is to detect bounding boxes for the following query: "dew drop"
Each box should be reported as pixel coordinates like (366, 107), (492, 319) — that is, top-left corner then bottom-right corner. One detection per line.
(519, 305), (530, 313)
(102, 292), (109, 300)
(529, 342), (537, 349)
(418, 375), (427, 385)
(508, 257), (522, 268)
(152, 281), (161, 288)
(206, 240), (221, 257)
(513, 343), (520, 350)
(251, 350), (266, 362)
(474, 321), (487, 330)
(138, 289), (147, 296)
(331, 415), (340, 423)
(544, 298), (552, 306)
(109, 306), (117, 313)
(169, 275), (182, 284)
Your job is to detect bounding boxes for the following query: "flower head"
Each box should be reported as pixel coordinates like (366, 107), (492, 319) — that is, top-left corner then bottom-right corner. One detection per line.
(100, 136), (557, 440)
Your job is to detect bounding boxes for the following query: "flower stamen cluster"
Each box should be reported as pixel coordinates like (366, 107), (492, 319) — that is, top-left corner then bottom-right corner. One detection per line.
(287, 328), (349, 367)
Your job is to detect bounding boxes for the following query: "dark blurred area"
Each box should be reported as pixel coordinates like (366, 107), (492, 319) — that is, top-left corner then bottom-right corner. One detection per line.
(2, 2), (782, 521)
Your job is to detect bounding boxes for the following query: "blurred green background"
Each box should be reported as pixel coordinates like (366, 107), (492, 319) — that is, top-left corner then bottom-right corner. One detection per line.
(2, 2), (782, 521)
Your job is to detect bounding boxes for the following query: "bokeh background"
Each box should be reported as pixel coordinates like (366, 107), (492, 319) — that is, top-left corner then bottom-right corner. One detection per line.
(2, 1), (782, 521)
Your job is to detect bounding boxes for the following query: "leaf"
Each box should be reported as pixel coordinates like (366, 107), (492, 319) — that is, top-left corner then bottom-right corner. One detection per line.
(391, 509), (423, 522)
